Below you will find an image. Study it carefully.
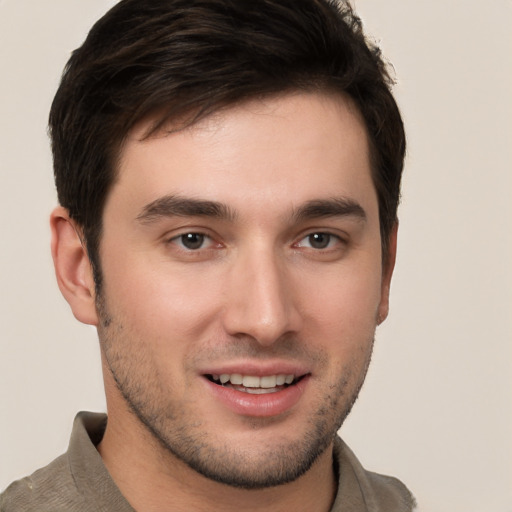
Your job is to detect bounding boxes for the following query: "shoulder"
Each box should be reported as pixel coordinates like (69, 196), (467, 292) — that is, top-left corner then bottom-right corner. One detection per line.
(361, 469), (416, 511)
(0, 453), (90, 512)
(332, 437), (416, 512)
(1, 412), (111, 512)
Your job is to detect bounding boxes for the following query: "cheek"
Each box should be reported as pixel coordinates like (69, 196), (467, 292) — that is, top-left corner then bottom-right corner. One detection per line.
(102, 256), (224, 343)
(295, 265), (381, 381)
(298, 262), (382, 332)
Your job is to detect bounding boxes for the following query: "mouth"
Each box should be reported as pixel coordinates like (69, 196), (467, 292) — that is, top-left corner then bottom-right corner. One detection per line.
(202, 369), (311, 417)
(205, 373), (305, 395)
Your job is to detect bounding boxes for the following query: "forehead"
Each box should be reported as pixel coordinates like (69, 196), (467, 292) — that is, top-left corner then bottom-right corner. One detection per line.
(109, 91), (376, 222)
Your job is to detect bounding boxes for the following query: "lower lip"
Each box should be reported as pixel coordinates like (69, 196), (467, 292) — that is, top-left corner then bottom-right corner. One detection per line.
(203, 376), (310, 418)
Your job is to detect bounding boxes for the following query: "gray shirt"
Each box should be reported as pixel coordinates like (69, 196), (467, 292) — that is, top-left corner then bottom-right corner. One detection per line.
(1, 412), (415, 511)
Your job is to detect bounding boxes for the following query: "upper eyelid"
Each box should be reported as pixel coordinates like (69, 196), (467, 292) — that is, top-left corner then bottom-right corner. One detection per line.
(295, 232), (344, 246)
(168, 232), (212, 242)
(163, 227), (348, 246)
(295, 228), (348, 242)
(166, 231), (225, 253)
(165, 228), (215, 241)
(168, 230), (210, 239)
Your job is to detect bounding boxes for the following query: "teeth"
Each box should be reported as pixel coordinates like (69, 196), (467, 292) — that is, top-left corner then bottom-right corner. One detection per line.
(230, 374), (243, 385)
(211, 373), (296, 389)
(242, 375), (260, 388)
(244, 387), (280, 394)
(260, 375), (277, 388)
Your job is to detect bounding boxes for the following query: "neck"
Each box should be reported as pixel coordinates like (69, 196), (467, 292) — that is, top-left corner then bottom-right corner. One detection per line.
(98, 404), (337, 512)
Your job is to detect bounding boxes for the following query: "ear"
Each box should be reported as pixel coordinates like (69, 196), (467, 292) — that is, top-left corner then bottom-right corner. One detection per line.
(50, 207), (99, 326)
(377, 221), (398, 325)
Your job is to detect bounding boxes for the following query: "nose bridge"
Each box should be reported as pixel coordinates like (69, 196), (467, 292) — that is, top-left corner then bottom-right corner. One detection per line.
(223, 243), (298, 345)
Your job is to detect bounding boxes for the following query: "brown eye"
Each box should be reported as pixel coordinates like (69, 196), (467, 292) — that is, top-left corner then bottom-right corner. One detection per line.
(179, 233), (206, 250)
(307, 233), (332, 249)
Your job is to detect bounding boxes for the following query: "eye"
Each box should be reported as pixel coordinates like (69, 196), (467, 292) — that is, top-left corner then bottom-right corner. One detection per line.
(172, 232), (212, 250)
(296, 232), (340, 250)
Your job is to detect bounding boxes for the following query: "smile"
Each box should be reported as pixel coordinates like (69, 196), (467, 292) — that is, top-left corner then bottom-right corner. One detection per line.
(203, 371), (310, 416)
(206, 373), (301, 394)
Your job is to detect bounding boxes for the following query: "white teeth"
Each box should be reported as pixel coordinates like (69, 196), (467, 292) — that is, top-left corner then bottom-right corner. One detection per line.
(230, 374), (243, 385)
(260, 375), (277, 388)
(242, 375), (260, 388)
(244, 387), (280, 394)
(210, 373), (297, 389)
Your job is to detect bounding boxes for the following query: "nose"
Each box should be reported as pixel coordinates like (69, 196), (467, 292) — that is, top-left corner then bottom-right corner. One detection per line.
(221, 247), (301, 346)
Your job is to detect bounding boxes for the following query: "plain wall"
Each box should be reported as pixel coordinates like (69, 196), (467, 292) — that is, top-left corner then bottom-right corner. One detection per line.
(0, 1), (511, 510)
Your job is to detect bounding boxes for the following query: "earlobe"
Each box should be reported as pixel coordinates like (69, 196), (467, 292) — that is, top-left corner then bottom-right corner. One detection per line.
(50, 207), (99, 326)
(377, 222), (398, 325)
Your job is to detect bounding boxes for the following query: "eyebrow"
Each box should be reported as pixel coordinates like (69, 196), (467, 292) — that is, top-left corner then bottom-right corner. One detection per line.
(136, 194), (366, 225)
(292, 198), (367, 223)
(136, 195), (237, 224)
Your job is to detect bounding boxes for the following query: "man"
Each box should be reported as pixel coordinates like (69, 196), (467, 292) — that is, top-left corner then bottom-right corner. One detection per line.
(1, 0), (415, 510)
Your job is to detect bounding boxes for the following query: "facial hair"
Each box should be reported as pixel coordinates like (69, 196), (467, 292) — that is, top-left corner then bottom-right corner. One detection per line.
(96, 292), (374, 489)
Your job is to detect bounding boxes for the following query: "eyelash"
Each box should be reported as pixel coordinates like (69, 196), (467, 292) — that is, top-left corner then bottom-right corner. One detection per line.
(167, 231), (344, 253)
(294, 232), (344, 250)
(168, 232), (217, 251)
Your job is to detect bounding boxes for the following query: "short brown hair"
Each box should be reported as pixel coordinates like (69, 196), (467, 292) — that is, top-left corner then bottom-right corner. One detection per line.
(50, 0), (405, 289)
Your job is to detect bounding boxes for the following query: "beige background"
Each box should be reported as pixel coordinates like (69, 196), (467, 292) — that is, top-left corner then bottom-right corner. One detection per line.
(1, 1), (511, 510)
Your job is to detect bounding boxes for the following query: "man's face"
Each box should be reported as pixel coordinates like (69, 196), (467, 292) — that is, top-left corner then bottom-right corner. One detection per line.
(96, 92), (392, 488)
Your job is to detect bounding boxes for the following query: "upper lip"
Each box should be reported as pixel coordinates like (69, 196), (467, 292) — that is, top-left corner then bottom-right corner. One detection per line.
(199, 360), (310, 378)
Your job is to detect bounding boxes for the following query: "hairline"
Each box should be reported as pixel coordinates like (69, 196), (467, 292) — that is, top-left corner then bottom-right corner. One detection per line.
(85, 87), (393, 292)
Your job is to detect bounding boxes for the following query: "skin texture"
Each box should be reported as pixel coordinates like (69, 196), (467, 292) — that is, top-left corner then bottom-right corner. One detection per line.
(51, 92), (397, 512)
